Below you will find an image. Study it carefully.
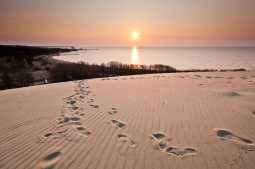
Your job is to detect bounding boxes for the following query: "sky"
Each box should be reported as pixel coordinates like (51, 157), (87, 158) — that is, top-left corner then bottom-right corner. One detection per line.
(1, 0), (255, 46)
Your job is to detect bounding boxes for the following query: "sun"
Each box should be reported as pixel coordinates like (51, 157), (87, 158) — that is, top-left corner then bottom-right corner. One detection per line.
(131, 31), (140, 41)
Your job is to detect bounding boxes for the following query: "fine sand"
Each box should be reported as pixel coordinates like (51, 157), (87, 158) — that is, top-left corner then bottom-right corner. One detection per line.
(0, 71), (255, 169)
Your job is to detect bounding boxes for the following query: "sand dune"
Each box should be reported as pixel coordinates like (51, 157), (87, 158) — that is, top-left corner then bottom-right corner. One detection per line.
(0, 71), (255, 169)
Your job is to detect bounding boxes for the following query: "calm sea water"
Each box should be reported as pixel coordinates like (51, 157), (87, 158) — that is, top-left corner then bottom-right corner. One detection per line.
(54, 47), (255, 70)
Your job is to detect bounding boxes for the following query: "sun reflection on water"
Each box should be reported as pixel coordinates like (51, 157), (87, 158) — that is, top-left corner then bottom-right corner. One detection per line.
(131, 46), (139, 65)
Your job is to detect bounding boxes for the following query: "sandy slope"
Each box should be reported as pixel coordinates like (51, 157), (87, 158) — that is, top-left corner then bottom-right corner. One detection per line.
(0, 71), (255, 169)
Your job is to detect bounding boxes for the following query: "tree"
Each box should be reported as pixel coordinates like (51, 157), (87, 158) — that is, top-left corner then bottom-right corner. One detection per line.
(1, 72), (14, 89)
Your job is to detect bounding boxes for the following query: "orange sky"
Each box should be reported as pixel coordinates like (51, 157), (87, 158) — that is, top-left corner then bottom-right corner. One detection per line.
(1, 0), (255, 46)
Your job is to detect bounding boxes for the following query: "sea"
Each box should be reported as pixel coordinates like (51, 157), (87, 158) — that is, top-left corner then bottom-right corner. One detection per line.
(54, 47), (255, 70)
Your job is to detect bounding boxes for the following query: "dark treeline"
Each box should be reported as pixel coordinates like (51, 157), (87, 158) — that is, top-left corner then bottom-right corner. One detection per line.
(0, 45), (78, 90)
(0, 45), (77, 57)
(50, 61), (177, 82)
(0, 45), (77, 67)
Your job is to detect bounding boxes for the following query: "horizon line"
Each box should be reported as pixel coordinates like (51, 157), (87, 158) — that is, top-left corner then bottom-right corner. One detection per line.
(1, 43), (255, 49)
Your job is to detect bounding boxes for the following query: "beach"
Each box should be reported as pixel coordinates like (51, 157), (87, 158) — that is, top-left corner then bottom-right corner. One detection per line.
(0, 71), (255, 169)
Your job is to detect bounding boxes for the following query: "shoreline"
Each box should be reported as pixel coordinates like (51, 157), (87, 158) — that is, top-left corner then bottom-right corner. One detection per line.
(0, 45), (248, 91)
(53, 55), (248, 72)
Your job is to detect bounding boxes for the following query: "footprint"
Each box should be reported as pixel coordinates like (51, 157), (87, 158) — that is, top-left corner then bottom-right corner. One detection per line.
(111, 108), (118, 113)
(158, 140), (169, 150)
(117, 134), (136, 147)
(215, 129), (255, 148)
(69, 116), (80, 121)
(151, 132), (166, 140)
(151, 139), (170, 151)
(111, 120), (126, 128)
(60, 116), (80, 123)
(70, 106), (79, 111)
(44, 133), (54, 138)
(61, 121), (82, 127)
(58, 116), (82, 126)
(36, 151), (61, 169)
(89, 98), (94, 102)
(223, 91), (240, 97)
(165, 147), (197, 157)
(56, 129), (68, 134)
(102, 78), (107, 80)
(65, 94), (76, 100)
(74, 111), (80, 115)
(149, 132), (197, 157)
(150, 132), (171, 150)
(43, 129), (68, 140)
(90, 104), (99, 109)
(193, 74), (202, 78)
(79, 95), (85, 99)
(76, 126), (92, 136)
(252, 111), (255, 116)
(240, 76), (248, 80)
(108, 111), (117, 115)
(67, 100), (76, 105)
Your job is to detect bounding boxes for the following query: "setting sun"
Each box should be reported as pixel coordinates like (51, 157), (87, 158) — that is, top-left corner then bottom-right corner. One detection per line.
(131, 31), (140, 41)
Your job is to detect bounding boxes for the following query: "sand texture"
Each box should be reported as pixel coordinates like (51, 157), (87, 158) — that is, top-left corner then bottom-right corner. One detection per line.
(0, 71), (255, 169)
